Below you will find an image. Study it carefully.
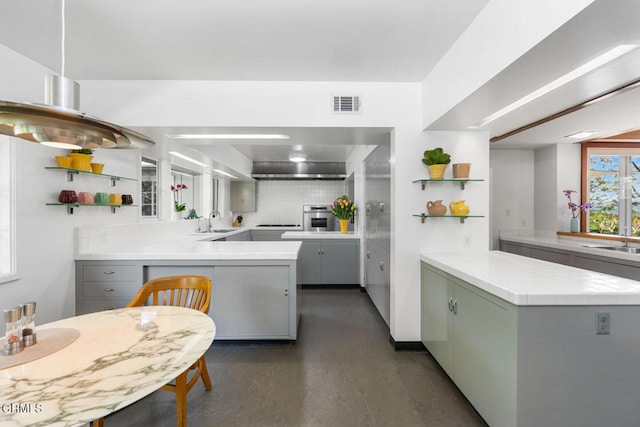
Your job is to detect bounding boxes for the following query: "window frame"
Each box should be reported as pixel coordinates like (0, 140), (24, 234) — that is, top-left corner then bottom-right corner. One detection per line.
(581, 141), (640, 236)
(0, 135), (17, 283)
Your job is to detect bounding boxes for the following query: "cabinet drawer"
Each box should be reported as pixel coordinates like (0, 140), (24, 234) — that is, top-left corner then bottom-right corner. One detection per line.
(82, 265), (139, 282)
(82, 281), (139, 298)
(82, 299), (131, 313)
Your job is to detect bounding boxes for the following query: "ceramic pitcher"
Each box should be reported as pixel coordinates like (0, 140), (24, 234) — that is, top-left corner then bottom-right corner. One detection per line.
(449, 200), (470, 216)
(427, 200), (447, 216)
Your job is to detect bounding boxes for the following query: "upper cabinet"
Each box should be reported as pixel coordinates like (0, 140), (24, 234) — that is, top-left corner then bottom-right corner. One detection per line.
(230, 181), (256, 212)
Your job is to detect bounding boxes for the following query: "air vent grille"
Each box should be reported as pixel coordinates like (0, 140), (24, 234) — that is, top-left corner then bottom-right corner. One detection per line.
(333, 95), (361, 113)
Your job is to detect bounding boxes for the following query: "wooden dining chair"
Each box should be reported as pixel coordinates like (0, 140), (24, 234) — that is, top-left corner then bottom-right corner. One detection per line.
(92, 275), (213, 427)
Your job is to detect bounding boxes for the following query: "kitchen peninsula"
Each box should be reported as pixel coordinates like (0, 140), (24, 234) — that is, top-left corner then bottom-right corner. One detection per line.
(75, 227), (301, 340)
(421, 250), (640, 427)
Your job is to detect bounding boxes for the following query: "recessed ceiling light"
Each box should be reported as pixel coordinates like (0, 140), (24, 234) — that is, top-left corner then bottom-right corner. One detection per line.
(289, 151), (306, 162)
(471, 44), (639, 129)
(566, 131), (596, 139)
(168, 134), (290, 140)
(213, 169), (238, 179)
(169, 151), (208, 167)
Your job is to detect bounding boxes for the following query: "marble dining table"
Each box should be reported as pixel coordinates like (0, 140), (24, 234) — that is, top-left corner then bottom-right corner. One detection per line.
(0, 305), (216, 427)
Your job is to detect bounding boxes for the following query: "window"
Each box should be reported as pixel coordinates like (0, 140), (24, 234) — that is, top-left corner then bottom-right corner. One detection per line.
(0, 135), (16, 282)
(141, 157), (158, 218)
(583, 143), (640, 236)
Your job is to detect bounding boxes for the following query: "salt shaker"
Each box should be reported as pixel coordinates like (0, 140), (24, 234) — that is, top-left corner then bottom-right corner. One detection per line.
(21, 302), (37, 347)
(3, 307), (23, 355)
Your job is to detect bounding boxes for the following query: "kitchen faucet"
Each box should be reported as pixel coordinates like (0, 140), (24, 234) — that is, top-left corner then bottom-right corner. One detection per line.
(623, 226), (629, 247)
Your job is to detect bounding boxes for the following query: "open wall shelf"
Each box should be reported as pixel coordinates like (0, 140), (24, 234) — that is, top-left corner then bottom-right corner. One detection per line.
(412, 178), (484, 190)
(413, 213), (484, 224)
(46, 203), (138, 215)
(45, 167), (136, 186)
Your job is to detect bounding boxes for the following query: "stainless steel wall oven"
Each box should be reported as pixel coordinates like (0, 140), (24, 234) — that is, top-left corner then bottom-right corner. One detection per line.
(302, 204), (335, 231)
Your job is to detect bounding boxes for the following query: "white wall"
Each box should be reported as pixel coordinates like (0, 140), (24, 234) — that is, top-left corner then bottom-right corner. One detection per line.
(534, 144), (581, 233)
(0, 47), (142, 328)
(240, 180), (346, 227)
(490, 149), (535, 248)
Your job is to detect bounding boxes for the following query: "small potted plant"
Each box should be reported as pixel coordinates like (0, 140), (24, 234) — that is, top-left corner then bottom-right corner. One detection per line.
(69, 148), (94, 171)
(422, 147), (451, 180)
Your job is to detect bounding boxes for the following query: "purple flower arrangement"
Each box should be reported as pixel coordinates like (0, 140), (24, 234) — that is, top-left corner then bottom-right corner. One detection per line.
(563, 189), (591, 218)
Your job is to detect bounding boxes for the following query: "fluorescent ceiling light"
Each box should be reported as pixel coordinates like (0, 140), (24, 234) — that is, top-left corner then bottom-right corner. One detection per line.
(168, 134), (290, 140)
(471, 44), (639, 129)
(213, 168), (237, 179)
(289, 151), (307, 162)
(169, 151), (208, 167)
(566, 131), (596, 139)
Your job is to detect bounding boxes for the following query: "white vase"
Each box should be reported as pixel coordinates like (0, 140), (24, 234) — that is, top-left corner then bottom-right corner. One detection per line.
(172, 210), (181, 221)
(570, 217), (579, 233)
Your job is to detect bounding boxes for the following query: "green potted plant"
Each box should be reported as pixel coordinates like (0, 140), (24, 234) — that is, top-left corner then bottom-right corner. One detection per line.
(422, 147), (451, 180)
(69, 148), (94, 171)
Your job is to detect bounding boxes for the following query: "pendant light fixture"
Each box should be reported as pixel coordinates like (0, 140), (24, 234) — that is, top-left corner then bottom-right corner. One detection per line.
(0, 0), (154, 149)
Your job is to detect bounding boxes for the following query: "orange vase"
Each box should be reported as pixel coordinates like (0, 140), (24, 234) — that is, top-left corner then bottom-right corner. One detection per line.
(339, 219), (349, 234)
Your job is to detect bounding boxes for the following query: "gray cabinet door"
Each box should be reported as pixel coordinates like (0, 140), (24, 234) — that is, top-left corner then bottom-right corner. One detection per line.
(212, 265), (290, 338)
(298, 241), (323, 284)
(421, 265), (454, 376)
(251, 230), (284, 241)
(321, 240), (358, 284)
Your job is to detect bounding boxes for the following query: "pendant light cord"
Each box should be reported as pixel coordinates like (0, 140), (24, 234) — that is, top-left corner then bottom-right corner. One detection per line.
(61, 0), (66, 77)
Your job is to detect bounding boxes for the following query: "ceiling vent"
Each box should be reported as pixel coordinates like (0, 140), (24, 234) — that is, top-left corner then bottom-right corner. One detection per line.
(333, 95), (361, 113)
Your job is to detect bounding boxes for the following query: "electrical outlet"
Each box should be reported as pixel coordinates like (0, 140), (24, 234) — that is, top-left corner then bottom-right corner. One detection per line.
(596, 312), (610, 335)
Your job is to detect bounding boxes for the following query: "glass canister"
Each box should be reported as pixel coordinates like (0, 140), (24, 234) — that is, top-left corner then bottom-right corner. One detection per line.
(3, 307), (23, 355)
(21, 302), (37, 347)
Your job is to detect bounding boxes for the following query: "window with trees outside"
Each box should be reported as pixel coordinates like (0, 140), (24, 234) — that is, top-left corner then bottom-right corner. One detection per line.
(583, 143), (640, 237)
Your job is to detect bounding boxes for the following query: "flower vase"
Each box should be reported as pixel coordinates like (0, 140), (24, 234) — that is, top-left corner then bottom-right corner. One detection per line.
(570, 217), (579, 233)
(339, 219), (349, 234)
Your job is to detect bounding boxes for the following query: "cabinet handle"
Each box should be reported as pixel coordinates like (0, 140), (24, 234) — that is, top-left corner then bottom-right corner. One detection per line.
(103, 271), (115, 275)
(103, 306), (116, 311)
(318, 249), (322, 255)
(103, 288), (115, 292)
(379, 202), (385, 212)
(321, 248), (325, 255)
(448, 297), (453, 312)
(379, 262), (384, 271)
(453, 299), (458, 315)
(366, 251), (371, 259)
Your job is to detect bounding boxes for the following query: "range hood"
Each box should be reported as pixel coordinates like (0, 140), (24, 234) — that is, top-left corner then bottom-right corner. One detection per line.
(0, 76), (154, 149)
(252, 161), (347, 180)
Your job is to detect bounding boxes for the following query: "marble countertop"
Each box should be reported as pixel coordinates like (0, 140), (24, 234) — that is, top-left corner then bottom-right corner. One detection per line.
(281, 231), (361, 240)
(0, 306), (214, 426)
(499, 233), (640, 263)
(421, 251), (640, 306)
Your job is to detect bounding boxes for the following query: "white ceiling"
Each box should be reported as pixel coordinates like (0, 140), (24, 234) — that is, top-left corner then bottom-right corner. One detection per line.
(1, 0), (639, 157)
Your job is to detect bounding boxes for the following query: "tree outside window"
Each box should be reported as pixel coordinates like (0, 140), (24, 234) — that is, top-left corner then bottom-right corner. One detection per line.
(584, 144), (640, 237)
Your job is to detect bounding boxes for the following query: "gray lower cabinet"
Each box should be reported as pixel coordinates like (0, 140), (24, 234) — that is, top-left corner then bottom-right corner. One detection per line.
(213, 265), (291, 338)
(298, 239), (359, 285)
(250, 230), (285, 241)
(421, 263), (517, 427)
(422, 260), (640, 427)
(500, 239), (640, 280)
(75, 261), (143, 314)
(225, 230), (251, 241)
(76, 259), (298, 340)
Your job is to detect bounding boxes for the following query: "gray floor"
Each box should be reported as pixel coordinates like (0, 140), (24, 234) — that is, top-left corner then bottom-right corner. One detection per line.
(104, 288), (486, 426)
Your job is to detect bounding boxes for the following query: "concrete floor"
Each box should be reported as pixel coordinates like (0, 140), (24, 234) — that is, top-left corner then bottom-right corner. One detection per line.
(104, 288), (486, 426)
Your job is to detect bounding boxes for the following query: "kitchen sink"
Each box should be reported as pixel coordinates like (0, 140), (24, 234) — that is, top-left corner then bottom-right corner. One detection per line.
(584, 245), (640, 254)
(211, 229), (234, 233)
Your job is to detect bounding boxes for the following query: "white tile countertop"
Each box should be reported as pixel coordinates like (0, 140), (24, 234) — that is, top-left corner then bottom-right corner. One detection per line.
(499, 233), (640, 263)
(76, 232), (302, 260)
(421, 251), (640, 306)
(281, 231), (361, 239)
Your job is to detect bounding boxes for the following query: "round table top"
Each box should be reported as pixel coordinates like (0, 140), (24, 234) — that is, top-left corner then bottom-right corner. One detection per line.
(0, 306), (215, 426)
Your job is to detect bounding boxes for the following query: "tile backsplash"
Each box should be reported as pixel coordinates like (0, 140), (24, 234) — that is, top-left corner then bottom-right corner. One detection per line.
(240, 180), (346, 226)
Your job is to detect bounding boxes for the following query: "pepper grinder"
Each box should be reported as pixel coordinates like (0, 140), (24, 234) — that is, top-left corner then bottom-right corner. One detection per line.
(21, 302), (37, 347)
(3, 307), (23, 355)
